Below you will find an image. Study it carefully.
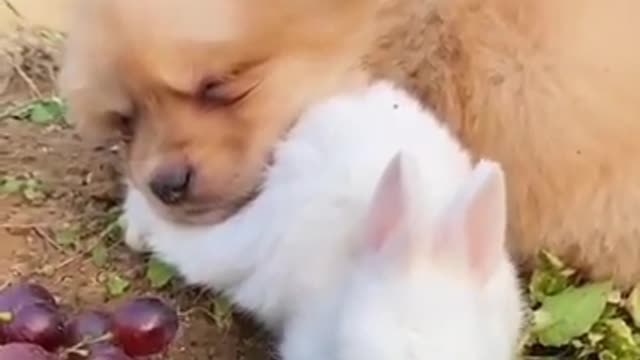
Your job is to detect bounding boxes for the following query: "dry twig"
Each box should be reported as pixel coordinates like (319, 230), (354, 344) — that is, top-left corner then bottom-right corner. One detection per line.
(10, 58), (42, 98)
(32, 226), (65, 252)
(2, 0), (22, 19)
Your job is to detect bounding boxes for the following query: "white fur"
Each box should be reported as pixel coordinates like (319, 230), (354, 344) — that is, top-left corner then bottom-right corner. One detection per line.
(279, 158), (524, 360)
(123, 80), (476, 330)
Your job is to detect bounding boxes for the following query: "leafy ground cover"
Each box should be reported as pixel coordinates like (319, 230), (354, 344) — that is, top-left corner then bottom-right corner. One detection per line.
(523, 251), (640, 359)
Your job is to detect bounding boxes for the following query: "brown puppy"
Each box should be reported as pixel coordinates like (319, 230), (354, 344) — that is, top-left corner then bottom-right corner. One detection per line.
(59, 0), (374, 224)
(59, 0), (640, 285)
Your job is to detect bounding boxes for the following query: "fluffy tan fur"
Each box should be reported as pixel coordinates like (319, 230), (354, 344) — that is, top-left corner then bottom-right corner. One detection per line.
(366, 0), (640, 284)
(59, 0), (640, 285)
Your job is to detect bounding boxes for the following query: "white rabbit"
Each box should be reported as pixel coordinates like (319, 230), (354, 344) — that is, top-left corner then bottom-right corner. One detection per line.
(122, 80), (474, 330)
(280, 155), (525, 360)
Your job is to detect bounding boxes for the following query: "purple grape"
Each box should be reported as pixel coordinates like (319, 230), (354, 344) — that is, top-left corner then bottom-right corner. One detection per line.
(65, 310), (114, 347)
(4, 303), (66, 351)
(0, 342), (58, 360)
(112, 297), (179, 356)
(0, 283), (56, 313)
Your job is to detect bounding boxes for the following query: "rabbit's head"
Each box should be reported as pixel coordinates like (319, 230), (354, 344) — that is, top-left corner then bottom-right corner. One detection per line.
(335, 153), (524, 360)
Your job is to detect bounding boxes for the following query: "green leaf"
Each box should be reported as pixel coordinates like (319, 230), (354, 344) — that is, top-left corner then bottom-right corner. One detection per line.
(91, 242), (109, 268)
(103, 214), (125, 242)
(106, 274), (130, 297)
(21, 178), (46, 201)
(29, 103), (56, 124)
(0, 176), (22, 194)
(22, 187), (45, 201)
(55, 227), (80, 247)
(146, 257), (177, 289)
(532, 281), (613, 347)
(600, 304), (623, 321)
(599, 318), (640, 359)
(625, 284), (640, 328)
(599, 350), (617, 360)
(25, 98), (66, 125)
(97, 208), (125, 242)
(529, 250), (575, 304)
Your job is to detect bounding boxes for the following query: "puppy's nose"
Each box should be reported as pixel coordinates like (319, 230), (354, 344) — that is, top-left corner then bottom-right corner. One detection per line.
(149, 164), (193, 205)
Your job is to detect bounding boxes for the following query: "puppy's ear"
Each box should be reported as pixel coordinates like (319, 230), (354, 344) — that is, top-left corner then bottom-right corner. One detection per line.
(57, 2), (130, 144)
(64, 96), (127, 144)
(58, 49), (130, 143)
(59, 77), (128, 143)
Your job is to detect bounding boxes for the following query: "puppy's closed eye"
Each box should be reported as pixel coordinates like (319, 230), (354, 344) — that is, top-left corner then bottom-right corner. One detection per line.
(195, 61), (265, 109)
(197, 79), (240, 107)
(196, 78), (259, 109)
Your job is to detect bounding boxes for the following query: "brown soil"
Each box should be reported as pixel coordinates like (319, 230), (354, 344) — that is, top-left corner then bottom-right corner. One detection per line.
(0, 27), (273, 360)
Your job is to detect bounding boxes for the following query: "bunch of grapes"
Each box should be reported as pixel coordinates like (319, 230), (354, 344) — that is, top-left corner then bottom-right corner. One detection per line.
(0, 282), (179, 360)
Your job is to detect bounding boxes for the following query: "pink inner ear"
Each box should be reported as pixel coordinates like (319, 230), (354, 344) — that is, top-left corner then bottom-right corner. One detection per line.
(465, 161), (506, 282)
(363, 153), (409, 251)
(440, 160), (506, 283)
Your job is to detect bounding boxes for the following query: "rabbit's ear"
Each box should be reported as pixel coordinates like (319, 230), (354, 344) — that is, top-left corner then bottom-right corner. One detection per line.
(361, 152), (417, 255)
(436, 160), (507, 284)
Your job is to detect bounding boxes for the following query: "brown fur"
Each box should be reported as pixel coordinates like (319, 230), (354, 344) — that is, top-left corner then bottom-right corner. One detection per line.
(59, 0), (640, 285)
(366, 0), (640, 285)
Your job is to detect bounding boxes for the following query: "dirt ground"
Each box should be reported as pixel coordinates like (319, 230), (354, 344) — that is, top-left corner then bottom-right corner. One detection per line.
(0, 24), (273, 360)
